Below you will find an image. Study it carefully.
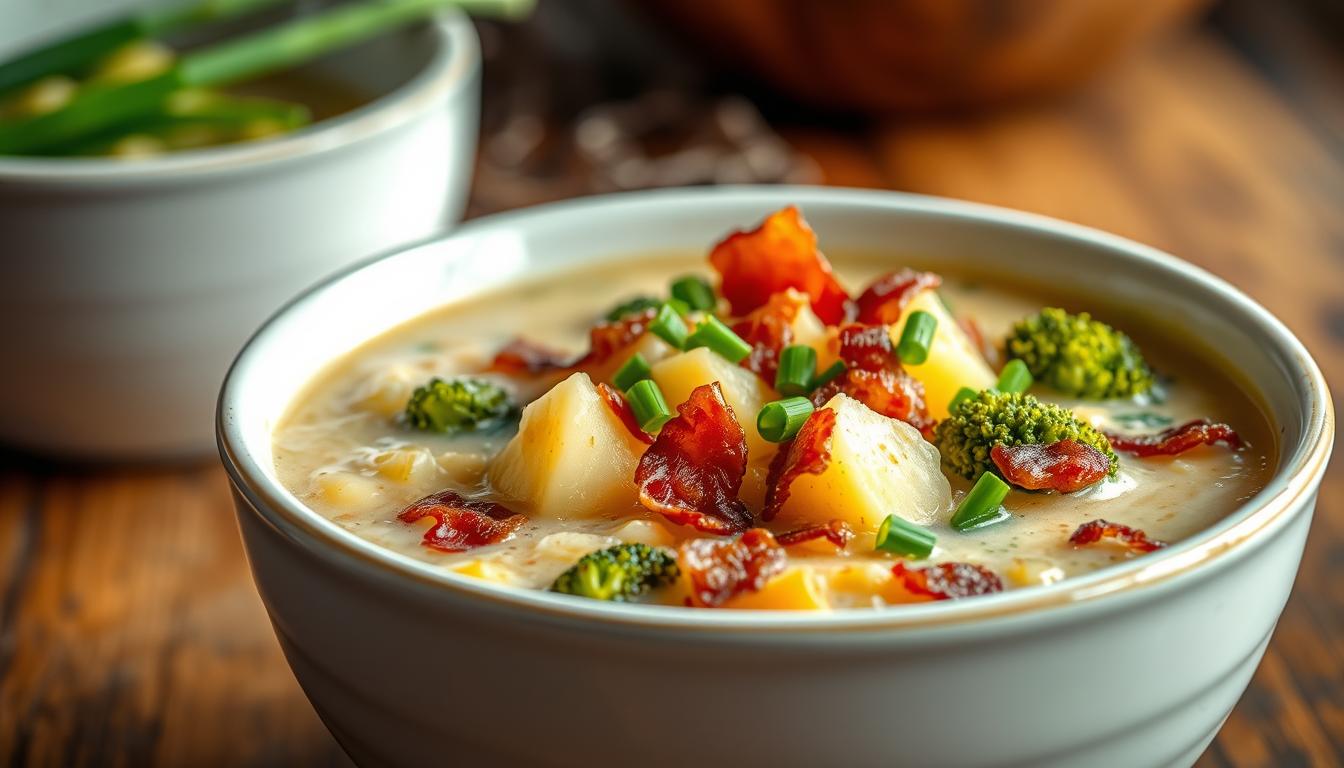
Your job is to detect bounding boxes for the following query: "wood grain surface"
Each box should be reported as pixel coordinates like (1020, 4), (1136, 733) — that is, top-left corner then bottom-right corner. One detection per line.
(1, 5), (1340, 767)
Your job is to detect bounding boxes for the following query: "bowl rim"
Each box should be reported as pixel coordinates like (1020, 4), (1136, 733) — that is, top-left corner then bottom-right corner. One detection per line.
(0, 9), (476, 184)
(218, 186), (1335, 633)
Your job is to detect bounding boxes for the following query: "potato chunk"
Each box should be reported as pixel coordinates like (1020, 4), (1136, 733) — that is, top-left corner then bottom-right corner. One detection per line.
(649, 347), (779, 507)
(721, 567), (830, 610)
(488, 372), (647, 518)
(772, 394), (951, 533)
(890, 290), (996, 420)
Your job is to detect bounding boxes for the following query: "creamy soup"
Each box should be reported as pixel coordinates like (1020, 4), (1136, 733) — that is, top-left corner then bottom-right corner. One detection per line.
(274, 208), (1273, 610)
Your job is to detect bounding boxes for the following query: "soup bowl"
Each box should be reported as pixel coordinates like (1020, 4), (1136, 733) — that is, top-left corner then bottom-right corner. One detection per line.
(218, 187), (1332, 768)
(0, 9), (479, 459)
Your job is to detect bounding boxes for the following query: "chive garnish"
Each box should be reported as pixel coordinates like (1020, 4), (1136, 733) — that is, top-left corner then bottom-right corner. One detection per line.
(756, 397), (814, 442)
(811, 360), (846, 391)
(670, 275), (716, 312)
(649, 303), (689, 349)
(685, 315), (752, 363)
(774, 345), (817, 397)
(996, 359), (1033, 394)
(896, 310), (937, 365)
(948, 386), (978, 413)
(612, 353), (652, 392)
(625, 379), (674, 433)
(875, 514), (936, 558)
(951, 472), (1011, 531)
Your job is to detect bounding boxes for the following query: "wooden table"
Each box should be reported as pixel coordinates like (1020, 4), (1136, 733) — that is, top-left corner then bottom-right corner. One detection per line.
(2, 4), (1340, 766)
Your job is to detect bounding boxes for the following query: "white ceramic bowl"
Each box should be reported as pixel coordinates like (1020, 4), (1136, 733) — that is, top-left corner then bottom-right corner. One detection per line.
(0, 10), (479, 459)
(218, 187), (1333, 768)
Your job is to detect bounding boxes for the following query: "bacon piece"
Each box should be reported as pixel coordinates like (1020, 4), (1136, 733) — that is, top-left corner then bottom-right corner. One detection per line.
(775, 519), (854, 549)
(892, 562), (1003, 600)
(678, 528), (788, 607)
(397, 490), (525, 553)
(1105, 419), (1241, 457)
(762, 408), (837, 521)
(811, 324), (933, 433)
(635, 382), (752, 534)
(1068, 519), (1167, 554)
(731, 290), (808, 382)
(488, 338), (574, 375)
(854, 269), (941, 325)
(596, 382), (654, 445)
(577, 307), (658, 369)
(990, 440), (1110, 493)
(708, 206), (850, 325)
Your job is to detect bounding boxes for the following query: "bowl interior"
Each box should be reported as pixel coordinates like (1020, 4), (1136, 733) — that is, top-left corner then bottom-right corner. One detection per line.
(220, 187), (1331, 629)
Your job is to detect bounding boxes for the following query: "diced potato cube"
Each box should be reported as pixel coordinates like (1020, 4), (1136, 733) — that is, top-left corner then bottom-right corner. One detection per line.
(309, 470), (384, 513)
(890, 290), (996, 420)
(349, 362), (425, 418)
(721, 567), (830, 610)
(453, 559), (521, 585)
(615, 519), (678, 547)
(772, 394), (951, 534)
(370, 446), (443, 487)
(587, 333), (678, 387)
(649, 347), (780, 509)
(1007, 558), (1066, 587)
(488, 372), (648, 519)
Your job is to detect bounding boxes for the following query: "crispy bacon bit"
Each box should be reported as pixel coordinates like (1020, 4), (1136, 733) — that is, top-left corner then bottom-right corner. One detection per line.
(397, 490), (525, 553)
(679, 528), (788, 607)
(811, 324), (933, 432)
(731, 290), (808, 381)
(596, 382), (654, 445)
(1068, 519), (1167, 553)
(577, 307), (658, 368)
(1106, 419), (1242, 457)
(763, 408), (837, 521)
(990, 440), (1110, 493)
(488, 338), (574, 375)
(708, 206), (850, 325)
(892, 562), (1003, 600)
(775, 519), (854, 549)
(854, 269), (941, 325)
(635, 382), (752, 534)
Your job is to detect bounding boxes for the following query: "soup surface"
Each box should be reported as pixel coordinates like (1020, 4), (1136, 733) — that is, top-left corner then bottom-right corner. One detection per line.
(274, 209), (1273, 610)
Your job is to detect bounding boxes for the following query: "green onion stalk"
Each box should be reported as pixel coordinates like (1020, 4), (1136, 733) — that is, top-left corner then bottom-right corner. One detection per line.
(0, 0), (533, 156)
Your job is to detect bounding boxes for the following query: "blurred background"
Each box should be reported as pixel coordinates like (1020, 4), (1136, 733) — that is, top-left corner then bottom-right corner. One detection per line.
(1, 0), (1341, 765)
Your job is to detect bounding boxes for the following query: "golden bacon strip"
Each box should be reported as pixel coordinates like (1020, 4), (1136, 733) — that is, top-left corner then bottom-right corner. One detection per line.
(397, 490), (525, 553)
(679, 529), (787, 607)
(854, 268), (941, 325)
(762, 408), (837, 522)
(892, 562), (1004, 600)
(775, 519), (854, 549)
(635, 382), (752, 534)
(709, 206), (850, 325)
(1068, 519), (1167, 554)
(1106, 419), (1241, 457)
(811, 324), (933, 433)
(990, 440), (1110, 493)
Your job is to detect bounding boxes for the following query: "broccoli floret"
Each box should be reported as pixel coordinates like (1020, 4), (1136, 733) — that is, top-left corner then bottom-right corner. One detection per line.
(934, 390), (1118, 480)
(550, 543), (680, 602)
(605, 295), (662, 322)
(1005, 308), (1153, 399)
(403, 377), (511, 434)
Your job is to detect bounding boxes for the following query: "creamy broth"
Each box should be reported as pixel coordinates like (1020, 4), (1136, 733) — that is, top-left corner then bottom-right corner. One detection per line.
(274, 254), (1274, 609)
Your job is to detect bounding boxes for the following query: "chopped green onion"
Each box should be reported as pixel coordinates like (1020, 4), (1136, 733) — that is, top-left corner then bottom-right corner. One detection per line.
(757, 397), (815, 442)
(612, 353), (652, 391)
(605, 295), (661, 322)
(666, 298), (692, 317)
(948, 386), (979, 413)
(875, 514), (936, 558)
(649, 303), (690, 349)
(685, 315), (752, 363)
(625, 379), (675, 433)
(811, 360), (847, 390)
(670, 275), (716, 312)
(896, 310), (937, 365)
(951, 472), (1011, 531)
(774, 345), (817, 397)
(996, 359), (1033, 393)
